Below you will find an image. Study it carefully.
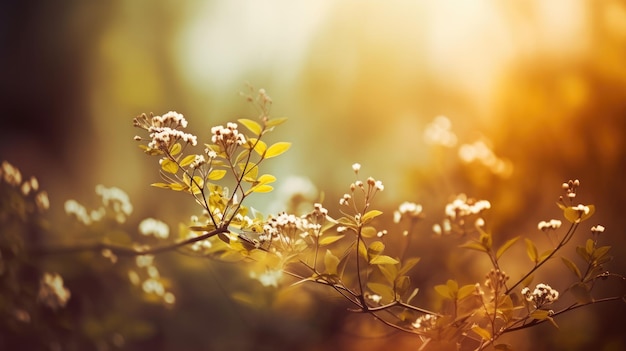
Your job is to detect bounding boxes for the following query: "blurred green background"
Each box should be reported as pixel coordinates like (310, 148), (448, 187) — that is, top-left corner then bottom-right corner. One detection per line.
(1, 1), (625, 350)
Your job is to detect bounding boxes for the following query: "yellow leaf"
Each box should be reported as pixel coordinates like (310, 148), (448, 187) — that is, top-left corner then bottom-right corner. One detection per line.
(525, 238), (538, 264)
(251, 184), (273, 193)
(471, 325), (491, 341)
(169, 143), (182, 156)
(208, 169), (227, 181)
(319, 235), (344, 246)
(151, 182), (170, 189)
(362, 210), (383, 224)
(496, 236), (520, 260)
(257, 174), (276, 185)
(238, 118), (262, 135)
(179, 154), (197, 167)
(264, 142), (291, 159)
(324, 249), (340, 275)
(161, 159), (179, 174)
(265, 117), (288, 128)
(369, 255), (399, 265)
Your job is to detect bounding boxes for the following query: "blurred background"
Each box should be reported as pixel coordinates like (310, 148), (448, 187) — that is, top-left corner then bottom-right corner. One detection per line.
(1, 0), (625, 350)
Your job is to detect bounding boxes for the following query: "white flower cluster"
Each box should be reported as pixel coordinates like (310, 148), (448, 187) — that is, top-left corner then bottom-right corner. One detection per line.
(393, 201), (423, 223)
(1, 160), (49, 212)
(139, 218), (169, 239)
(412, 313), (438, 331)
(591, 224), (605, 235)
(96, 185), (133, 223)
(261, 206), (329, 253)
(129, 255), (175, 304)
(444, 194), (491, 220)
(537, 219), (562, 231)
(134, 111), (197, 151)
(65, 185), (133, 225)
(211, 122), (246, 147)
(38, 273), (71, 310)
(484, 269), (509, 292)
(522, 283), (559, 307)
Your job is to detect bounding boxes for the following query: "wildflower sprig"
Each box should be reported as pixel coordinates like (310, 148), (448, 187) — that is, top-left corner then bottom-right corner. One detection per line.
(132, 89), (290, 255)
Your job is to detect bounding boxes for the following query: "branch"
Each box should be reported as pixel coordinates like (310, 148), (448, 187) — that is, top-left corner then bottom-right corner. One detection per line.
(29, 227), (230, 257)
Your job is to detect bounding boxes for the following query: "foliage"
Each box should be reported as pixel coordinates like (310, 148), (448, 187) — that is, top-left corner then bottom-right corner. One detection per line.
(1, 88), (625, 350)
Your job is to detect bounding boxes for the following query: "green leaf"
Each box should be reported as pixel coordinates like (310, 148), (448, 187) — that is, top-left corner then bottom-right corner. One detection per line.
(471, 325), (491, 341)
(369, 255), (399, 265)
(319, 235), (344, 246)
(161, 159), (179, 174)
(238, 118), (262, 135)
(362, 210), (383, 223)
(496, 236), (520, 260)
(525, 238), (538, 264)
(324, 249), (340, 275)
(264, 142), (291, 159)
(207, 169), (227, 181)
(561, 257), (582, 279)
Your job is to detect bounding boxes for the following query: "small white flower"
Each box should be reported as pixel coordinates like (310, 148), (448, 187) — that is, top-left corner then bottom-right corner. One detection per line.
(352, 163), (361, 173)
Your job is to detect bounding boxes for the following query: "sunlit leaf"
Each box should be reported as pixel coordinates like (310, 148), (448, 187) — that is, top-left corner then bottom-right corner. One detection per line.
(367, 282), (394, 302)
(395, 275), (411, 296)
(459, 241), (488, 253)
(367, 241), (385, 257)
(265, 117), (288, 128)
(247, 138), (267, 156)
(361, 226), (377, 238)
(358, 239), (368, 260)
(458, 284), (477, 300)
(264, 142), (291, 159)
(324, 249), (340, 275)
(585, 238), (594, 256)
(434, 284), (451, 299)
(169, 183), (186, 191)
(370, 255), (399, 265)
(563, 204), (595, 223)
(208, 169), (227, 181)
(161, 159), (179, 174)
(151, 182), (170, 189)
(169, 143), (182, 156)
(471, 325), (491, 341)
(538, 250), (552, 264)
(529, 309), (551, 320)
(257, 174), (276, 185)
(238, 118), (262, 135)
(362, 210), (383, 223)
(251, 184), (273, 193)
(496, 236), (520, 260)
(179, 154), (197, 167)
(525, 238), (538, 264)
(398, 257), (421, 276)
(319, 235), (344, 246)
(561, 257), (582, 279)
